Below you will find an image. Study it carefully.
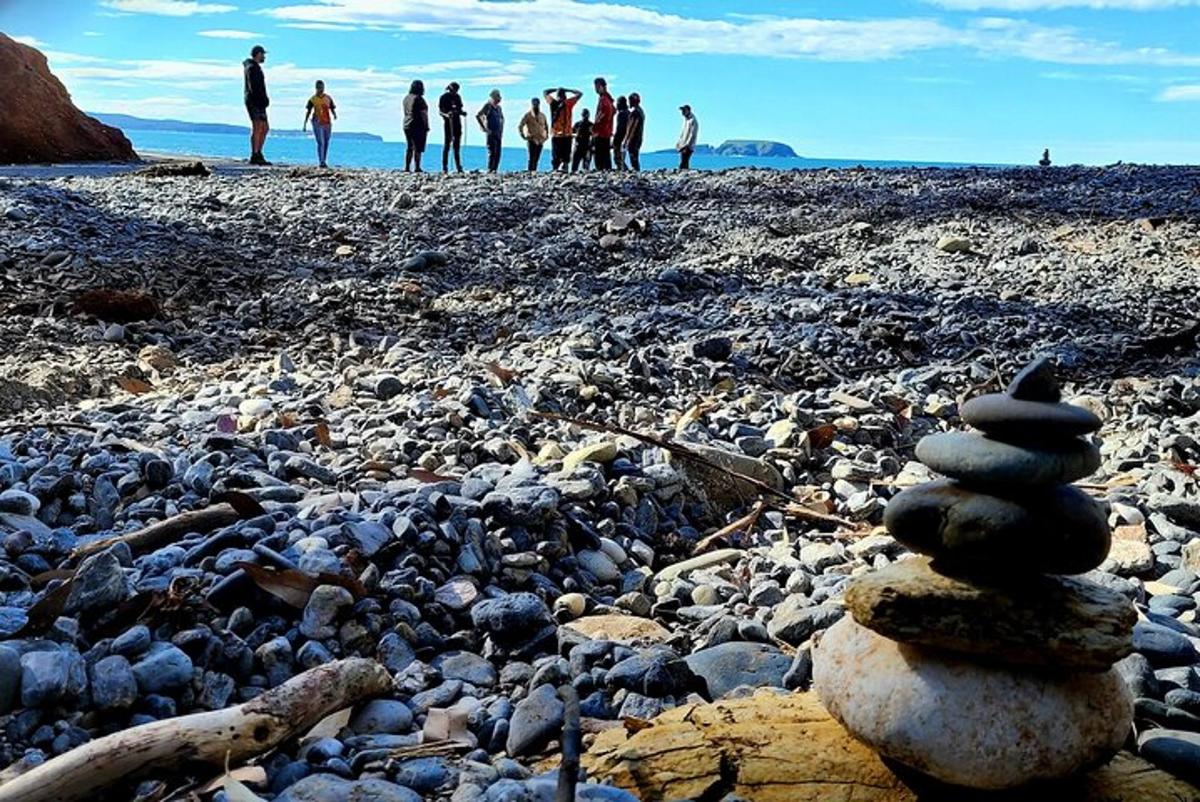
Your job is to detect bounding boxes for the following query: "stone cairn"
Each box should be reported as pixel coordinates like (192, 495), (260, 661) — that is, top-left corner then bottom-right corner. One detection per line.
(813, 358), (1137, 790)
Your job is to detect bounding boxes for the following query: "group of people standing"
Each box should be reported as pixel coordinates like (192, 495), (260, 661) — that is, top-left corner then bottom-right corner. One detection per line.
(243, 46), (699, 172)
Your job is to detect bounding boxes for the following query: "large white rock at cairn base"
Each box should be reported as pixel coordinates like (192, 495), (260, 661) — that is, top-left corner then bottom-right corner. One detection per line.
(813, 616), (1132, 790)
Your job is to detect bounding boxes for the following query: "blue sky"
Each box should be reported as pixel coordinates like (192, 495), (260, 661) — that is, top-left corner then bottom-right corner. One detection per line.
(3, 0), (1200, 163)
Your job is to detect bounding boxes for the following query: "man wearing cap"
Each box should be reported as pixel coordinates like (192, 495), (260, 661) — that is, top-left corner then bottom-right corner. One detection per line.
(519, 97), (549, 172)
(438, 82), (466, 173)
(476, 89), (505, 173)
(243, 45), (271, 166)
(676, 104), (698, 170)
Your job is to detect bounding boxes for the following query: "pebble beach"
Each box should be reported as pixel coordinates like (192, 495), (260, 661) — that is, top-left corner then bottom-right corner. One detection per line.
(2, 163), (1200, 799)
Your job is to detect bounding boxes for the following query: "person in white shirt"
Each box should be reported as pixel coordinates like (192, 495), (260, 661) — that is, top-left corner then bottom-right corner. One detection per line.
(676, 104), (698, 170)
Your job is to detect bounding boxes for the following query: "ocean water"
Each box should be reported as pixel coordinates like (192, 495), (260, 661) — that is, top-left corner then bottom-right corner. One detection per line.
(122, 129), (983, 172)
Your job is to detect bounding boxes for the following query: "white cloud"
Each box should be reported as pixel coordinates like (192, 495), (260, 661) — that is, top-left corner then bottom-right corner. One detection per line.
(279, 22), (358, 31)
(928, 0), (1199, 9)
(84, 31), (105, 37)
(1158, 84), (1200, 100)
(47, 49), (536, 138)
(11, 35), (46, 47)
(257, 1), (1200, 66)
(101, 0), (237, 16)
(198, 29), (263, 39)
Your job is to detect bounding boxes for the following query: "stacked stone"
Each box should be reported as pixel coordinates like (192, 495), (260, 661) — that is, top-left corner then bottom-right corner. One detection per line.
(813, 358), (1137, 791)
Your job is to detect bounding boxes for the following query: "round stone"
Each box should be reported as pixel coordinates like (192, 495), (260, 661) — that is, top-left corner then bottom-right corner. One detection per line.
(883, 479), (1109, 573)
(960, 394), (1101, 439)
(844, 557), (1135, 671)
(813, 616), (1133, 790)
(915, 432), (1100, 486)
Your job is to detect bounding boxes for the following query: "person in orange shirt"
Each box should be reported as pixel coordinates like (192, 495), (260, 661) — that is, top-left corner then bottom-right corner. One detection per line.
(544, 86), (582, 172)
(303, 80), (337, 168)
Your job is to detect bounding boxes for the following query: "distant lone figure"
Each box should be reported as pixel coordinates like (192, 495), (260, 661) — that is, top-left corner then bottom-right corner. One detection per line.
(613, 96), (630, 171)
(572, 109), (593, 173)
(243, 45), (270, 166)
(519, 97), (549, 172)
(439, 82), (466, 173)
(592, 77), (615, 171)
(303, 80), (336, 168)
(546, 86), (583, 172)
(403, 80), (430, 173)
(625, 93), (645, 172)
(1039, 148), (1052, 168)
(476, 89), (505, 173)
(677, 104), (698, 170)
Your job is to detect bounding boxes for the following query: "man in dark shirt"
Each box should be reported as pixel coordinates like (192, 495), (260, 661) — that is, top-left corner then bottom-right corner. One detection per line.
(438, 82), (465, 173)
(625, 93), (645, 172)
(613, 95), (630, 170)
(242, 45), (271, 165)
(572, 110), (593, 173)
(476, 89), (505, 173)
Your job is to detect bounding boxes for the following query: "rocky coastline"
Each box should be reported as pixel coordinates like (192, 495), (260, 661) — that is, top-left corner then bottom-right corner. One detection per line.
(1, 164), (1200, 799)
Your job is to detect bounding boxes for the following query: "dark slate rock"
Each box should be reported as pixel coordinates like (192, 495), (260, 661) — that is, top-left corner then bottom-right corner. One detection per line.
(1006, 357), (1060, 402)
(0, 646), (20, 713)
(433, 651), (497, 687)
(506, 683), (564, 757)
(1134, 621), (1198, 668)
(275, 775), (421, 802)
(471, 593), (553, 645)
(64, 550), (131, 614)
(131, 643), (194, 694)
(391, 757), (457, 795)
(1138, 729), (1200, 785)
(685, 641), (792, 700)
(20, 649), (86, 707)
(350, 699), (414, 734)
(91, 655), (138, 710)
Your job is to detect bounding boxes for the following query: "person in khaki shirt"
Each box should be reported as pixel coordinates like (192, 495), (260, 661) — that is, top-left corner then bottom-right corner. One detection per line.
(519, 97), (550, 172)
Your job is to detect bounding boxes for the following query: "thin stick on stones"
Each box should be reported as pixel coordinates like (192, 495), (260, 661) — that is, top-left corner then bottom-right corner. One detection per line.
(529, 411), (793, 502)
(556, 685), (582, 802)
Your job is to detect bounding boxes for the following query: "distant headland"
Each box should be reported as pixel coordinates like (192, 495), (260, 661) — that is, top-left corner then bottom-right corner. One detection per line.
(652, 139), (798, 158)
(89, 113), (384, 142)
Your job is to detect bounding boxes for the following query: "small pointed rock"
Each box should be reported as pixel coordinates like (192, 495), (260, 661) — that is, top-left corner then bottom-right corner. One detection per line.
(1006, 357), (1061, 402)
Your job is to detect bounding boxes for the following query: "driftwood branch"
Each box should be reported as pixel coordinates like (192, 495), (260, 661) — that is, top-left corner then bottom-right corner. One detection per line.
(556, 685), (582, 802)
(73, 503), (240, 560)
(0, 658), (391, 802)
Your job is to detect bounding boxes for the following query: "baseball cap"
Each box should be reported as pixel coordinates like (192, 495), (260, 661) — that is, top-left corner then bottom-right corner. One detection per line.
(680, 104), (691, 112)
(251, 45), (267, 56)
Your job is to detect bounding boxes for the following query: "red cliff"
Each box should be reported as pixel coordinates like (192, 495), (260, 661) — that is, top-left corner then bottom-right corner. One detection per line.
(0, 33), (137, 164)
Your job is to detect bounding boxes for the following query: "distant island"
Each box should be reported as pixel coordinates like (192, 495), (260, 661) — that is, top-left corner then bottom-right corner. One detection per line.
(652, 139), (798, 158)
(89, 113), (384, 142)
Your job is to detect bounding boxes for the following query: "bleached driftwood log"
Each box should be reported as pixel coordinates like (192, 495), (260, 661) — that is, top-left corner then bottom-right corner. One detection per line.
(0, 658), (391, 802)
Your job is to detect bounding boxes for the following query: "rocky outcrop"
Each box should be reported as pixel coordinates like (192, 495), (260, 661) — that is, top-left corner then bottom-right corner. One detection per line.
(0, 34), (136, 164)
(584, 691), (1200, 801)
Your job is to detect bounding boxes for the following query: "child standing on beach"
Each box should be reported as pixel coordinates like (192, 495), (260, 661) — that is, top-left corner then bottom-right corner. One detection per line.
(303, 80), (337, 168)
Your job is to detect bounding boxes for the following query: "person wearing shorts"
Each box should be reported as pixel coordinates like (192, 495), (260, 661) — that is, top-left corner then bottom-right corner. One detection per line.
(243, 45), (271, 165)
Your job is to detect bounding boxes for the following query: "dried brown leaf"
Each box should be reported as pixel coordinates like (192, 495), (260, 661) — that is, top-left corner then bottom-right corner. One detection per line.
(807, 424), (837, 450)
(234, 563), (366, 609)
(314, 422), (333, 448)
(16, 577), (74, 636)
(211, 490), (266, 519)
(486, 362), (518, 385)
(117, 376), (155, 395)
(409, 468), (456, 484)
